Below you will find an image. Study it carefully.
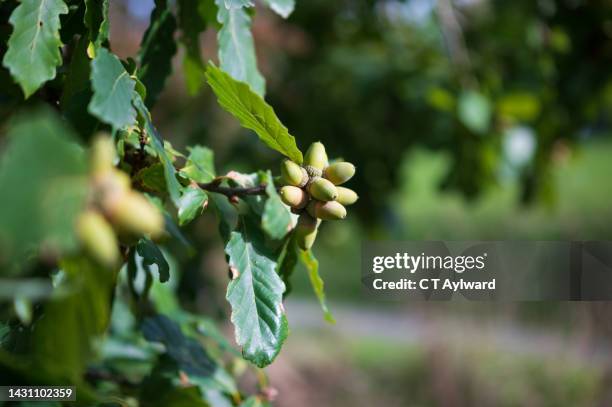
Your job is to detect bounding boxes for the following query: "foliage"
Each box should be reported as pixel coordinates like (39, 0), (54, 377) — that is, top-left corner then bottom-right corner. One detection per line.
(0, 0), (340, 405)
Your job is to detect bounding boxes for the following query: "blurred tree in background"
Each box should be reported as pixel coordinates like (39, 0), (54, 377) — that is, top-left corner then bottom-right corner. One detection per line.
(261, 0), (612, 220)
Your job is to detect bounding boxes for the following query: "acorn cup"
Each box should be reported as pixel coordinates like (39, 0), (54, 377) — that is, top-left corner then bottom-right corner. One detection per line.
(76, 210), (120, 268)
(323, 162), (355, 185)
(303, 142), (328, 175)
(280, 186), (309, 209)
(295, 214), (320, 250)
(336, 186), (358, 206)
(308, 177), (338, 201)
(280, 159), (308, 187)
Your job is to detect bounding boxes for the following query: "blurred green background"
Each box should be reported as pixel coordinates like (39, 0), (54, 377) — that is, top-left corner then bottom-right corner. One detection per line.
(111, 0), (612, 405)
(8, 0), (612, 405)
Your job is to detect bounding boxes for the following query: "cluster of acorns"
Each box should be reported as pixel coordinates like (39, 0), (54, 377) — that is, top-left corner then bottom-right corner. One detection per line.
(76, 136), (164, 268)
(279, 142), (357, 250)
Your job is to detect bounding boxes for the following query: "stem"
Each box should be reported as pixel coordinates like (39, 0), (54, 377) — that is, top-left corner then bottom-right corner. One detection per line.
(198, 179), (268, 199)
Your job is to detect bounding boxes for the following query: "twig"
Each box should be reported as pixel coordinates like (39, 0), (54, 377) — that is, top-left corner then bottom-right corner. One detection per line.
(198, 179), (268, 199)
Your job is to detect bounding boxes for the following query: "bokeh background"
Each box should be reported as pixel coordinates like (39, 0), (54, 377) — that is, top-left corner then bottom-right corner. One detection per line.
(75, 0), (612, 405)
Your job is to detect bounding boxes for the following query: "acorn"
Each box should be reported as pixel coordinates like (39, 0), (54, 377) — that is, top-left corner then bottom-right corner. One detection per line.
(91, 134), (116, 175)
(76, 210), (120, 268)
(304, 142), (328, 171)
(311, 201), (347, 220)
(295, 214), (320, 250)
(280, 159), (308, 187)
(96, 169), (131, 195)
(308, 177), (338, 202)
(107, 192), (165, 238)
(336, 187), (358, 206)
(280, 186), (309, 209)
(323, 162), (355, 185)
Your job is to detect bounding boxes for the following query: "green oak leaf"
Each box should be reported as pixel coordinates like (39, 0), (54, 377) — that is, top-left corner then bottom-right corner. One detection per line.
(206, 63), (303, 163)
(141, 314), (216, 377)
(181, 145), (216, 183)
(300, 249), (335, 323)
(262, 0), (295, 18)
(136, 238), (170, 283)
(32, 256), (115, 382)
(261, 171), (291, 240)
(60, 36), (97, 138)
(225, 216), (288, 367)
(277, 234), (299, 296)
(209, 193), (237, 244)
(88, 48), (137, 130)
(2, 0), (69, 98)
(215, 0), (265, 96)
(224, 0), (253, 9)
(134, 163), (167, 193)
(84, 0), (109, 52)
(133, 95), (182, 206)
(177, 0), (210, 95)
(138, 0), (177, 107)
(178, 186), (208, 226)
(0, 108), (88, 270)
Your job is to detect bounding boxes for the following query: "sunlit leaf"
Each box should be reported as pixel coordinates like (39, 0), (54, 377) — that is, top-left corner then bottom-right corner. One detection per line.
(215, 0), (264, 96)
(261, 171), (291, 240)
(89, 48), (137, 130)
(300, 249), (335, 323)
(206, 64), (303, 163)
(224, 0), (253, 9)
(262, 0), (295, 18)
(2, 0), (68, 97)
(225, 216), (288, 367)
(178, 186), (208, 226)
(181, 146), (216, 183)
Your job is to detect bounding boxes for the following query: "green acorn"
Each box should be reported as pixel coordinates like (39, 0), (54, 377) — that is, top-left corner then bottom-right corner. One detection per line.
(336, 187), (358, 206)
(308, 177), (338, 201)
(280, 186), (309, 209)
(91, 134), (116, 175)
(107, 192), (165, 238)
(304, 142), (328, 171)
(76, 210), (120, 268)
(295, 214), (320, 250)
(280, 159), (308, 187)
(323, 162), (355, 185)
(312, 201), (347, 220)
